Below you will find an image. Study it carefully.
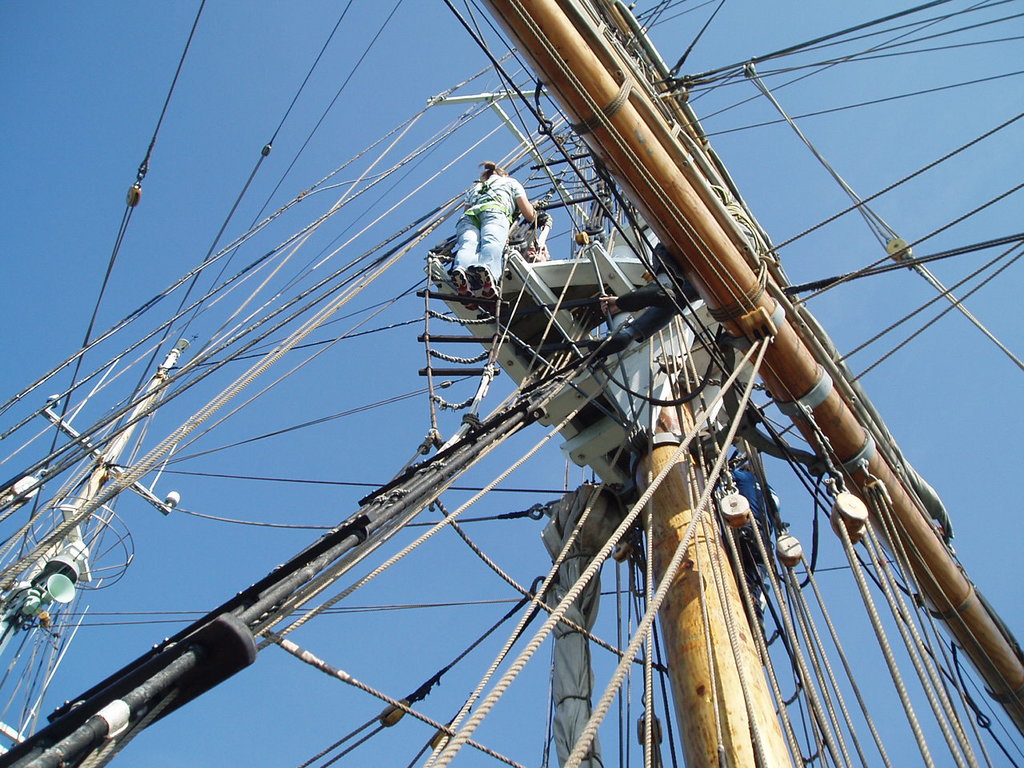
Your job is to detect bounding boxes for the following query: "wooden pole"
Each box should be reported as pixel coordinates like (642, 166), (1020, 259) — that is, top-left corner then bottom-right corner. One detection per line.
(639, 408), (792, 767)
(480, 0), (1024, 730)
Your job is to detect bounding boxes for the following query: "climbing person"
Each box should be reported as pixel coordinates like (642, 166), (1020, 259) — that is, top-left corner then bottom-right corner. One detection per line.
(729, 461), (777, 620)
(593, 243), (699, 357)
(450, 161), (536, 308)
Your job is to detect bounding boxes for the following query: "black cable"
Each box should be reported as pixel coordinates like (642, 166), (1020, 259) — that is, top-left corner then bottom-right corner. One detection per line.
(763, 3), (1024, 69)
(441, 0), (645, 258)
(158, 1), (355, 347)
(592, 340), (718, 407)
(0, 201), (450, 538)
(254, 0), (406, 224)
(46, 0), (207, 425)
(671, 0), (957, 80)
(701, 68), (1024, 140)
(404, 593), (534, 706)
(316, 724), (385, 768)
(771, 109), (1024, 254)
(651, 622), (681, 768)
(294, 718), (378, 768)
(683, 4), (1023, 90)
(785, 231), (1024, 295)
(201, 316), (421, 365)
(635, 0), (676, 26)
(845, 236), (1024, 371)
(445, 0), (753, 384)
(648, 0), (739, 30)
(951, 644), (1024, 766)
(745, 27), (1024, 84)
(163, 468), (564, 496)
(669, 0), (729, 74)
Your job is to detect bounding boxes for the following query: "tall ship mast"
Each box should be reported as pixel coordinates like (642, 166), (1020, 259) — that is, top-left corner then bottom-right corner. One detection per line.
(1, 1), (1022, 766)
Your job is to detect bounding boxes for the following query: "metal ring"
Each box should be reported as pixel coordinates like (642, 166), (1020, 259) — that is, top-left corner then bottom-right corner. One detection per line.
(777, 366), (833, 419)
(841, 433), (876, 473)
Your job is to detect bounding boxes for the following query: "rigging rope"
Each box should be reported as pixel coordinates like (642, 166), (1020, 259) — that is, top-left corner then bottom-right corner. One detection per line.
(247, 0), (407, 226)
(557, 343), (771, 768)
(848, 241), (1024, 378)
(785, 232), (1024, 294)
(34, 1), (209, 528)
(256, 382), (598, 646)
(0, 170), (458, 537)
(0, 75), (492, 449)
(746, 67), (1024, 376)
(136, 3), (362, 394)
(273, 636), (528, 768)
(772, 110), (1024, 254)
(701, 69), (1024, 140)
(0, 211), (429, 593)
(428, 339), (770, 767)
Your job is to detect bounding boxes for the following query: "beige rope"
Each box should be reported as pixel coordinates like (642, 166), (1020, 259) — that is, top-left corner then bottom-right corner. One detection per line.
(272, 635), (527, 768)
(258, 379), (598, 644)
(430, 339), (770, 767)
(561, 341), (770, 768)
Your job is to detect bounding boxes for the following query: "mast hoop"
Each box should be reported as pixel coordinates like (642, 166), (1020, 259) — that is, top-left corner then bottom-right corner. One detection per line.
(927, 582), (976, 622)
(650, 432), (682, 449)
(840, 433), (876, 474)
(777, 366), (833, 419)
(984, 671), (1024, 704)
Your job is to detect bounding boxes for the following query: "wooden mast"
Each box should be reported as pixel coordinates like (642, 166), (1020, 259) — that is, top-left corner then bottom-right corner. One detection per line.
(639, 408), (793, 767)
(481, 0), (1024, 735)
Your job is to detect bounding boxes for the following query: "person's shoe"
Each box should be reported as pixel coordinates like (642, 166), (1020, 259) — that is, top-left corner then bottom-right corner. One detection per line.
(467, 266), (497, 301)
(449, 267), (477, 310)
(465, 267), (484, 292)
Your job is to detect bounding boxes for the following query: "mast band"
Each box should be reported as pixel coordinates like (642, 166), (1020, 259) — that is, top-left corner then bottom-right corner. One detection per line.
(97, 698), (131, 739)
(841, 433), (876, 473)
(928, 583), (975, 621)
(651, 432), (682, 448)
(571, 77), (633, 134)
(777, 367), (832, 419)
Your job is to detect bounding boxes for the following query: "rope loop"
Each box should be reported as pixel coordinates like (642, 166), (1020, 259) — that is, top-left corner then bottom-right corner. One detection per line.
(428, 349), (490, 365)
(431, 393), (476, 411)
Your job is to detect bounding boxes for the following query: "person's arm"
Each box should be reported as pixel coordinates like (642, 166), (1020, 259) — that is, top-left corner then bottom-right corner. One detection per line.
(515, 193), (536, 222)
(615, 282), (676, 311)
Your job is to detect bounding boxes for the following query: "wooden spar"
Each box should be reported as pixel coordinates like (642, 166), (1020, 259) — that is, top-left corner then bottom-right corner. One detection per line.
(639, 408), (792, 767)
(480, 0), (1024, 731)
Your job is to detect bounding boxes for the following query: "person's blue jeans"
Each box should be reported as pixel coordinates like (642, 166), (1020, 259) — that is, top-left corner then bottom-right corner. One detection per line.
(454, 209), (510, 281)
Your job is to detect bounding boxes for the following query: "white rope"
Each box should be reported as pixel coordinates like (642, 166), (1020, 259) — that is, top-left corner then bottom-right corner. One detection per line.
(0, 228), (413, 593)
(834, 515), (937, 767)
(428, 338), (768, 766)
(257, 377), (598, 644)
(561, 341), (770, 768)
(272, 636), (528, 768)
(861, 523), (976, 768)
(429, 339), (769, 767)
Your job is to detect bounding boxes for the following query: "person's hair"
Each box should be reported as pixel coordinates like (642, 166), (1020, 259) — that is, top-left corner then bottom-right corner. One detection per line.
(480, 161), (508, 179)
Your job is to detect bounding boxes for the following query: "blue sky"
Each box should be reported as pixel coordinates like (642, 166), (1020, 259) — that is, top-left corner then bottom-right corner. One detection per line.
(2, 1), (1023, 766)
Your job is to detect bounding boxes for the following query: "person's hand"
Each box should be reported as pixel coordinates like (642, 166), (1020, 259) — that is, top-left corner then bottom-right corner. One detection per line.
(599, 295), (620, 315)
